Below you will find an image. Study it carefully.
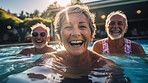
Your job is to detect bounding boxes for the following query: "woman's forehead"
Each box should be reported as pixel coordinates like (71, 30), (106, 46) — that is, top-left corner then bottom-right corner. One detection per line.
(61, 13), (88, 24)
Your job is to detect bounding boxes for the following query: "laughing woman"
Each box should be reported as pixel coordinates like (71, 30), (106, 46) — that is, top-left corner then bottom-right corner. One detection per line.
(35, 5), (116, 79)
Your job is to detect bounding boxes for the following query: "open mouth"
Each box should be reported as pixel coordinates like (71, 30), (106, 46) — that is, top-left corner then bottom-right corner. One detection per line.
(35, 39), (44, 43)
(110, 28), (122, 34)
(69, 40), (84, 47)
(111, 30), (121, 33)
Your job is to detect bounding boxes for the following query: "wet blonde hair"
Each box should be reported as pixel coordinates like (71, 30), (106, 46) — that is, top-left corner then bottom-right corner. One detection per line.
(30, 23), (50, 36)
(54, 5), (96, 38)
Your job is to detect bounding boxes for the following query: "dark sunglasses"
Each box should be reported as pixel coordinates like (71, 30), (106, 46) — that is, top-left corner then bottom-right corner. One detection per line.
(32, 32), (46, 37)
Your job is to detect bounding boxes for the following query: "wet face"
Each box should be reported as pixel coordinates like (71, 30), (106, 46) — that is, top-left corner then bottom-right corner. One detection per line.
(60, 13), (93, 56)
(32, 27), (49, 49)
(105, 15), (127, 40)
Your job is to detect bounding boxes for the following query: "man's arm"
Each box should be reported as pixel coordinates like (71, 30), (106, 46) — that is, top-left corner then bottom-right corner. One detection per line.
(11, 47), (32, 56)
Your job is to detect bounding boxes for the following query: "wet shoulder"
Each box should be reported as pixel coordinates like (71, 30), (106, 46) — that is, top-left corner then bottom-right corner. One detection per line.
(20, 46), (35, 54)
(131, 41), (142, 48)
(89, 50), (106, 60)
(46, 46), (57, 52)
(35, 52), (56, 64)
(89, 50), (116, 67)
(93, 38), (105, 46)
(92, 38), (107, 53)
(131, 41), (145, 54)
(55, 50), (68, 59)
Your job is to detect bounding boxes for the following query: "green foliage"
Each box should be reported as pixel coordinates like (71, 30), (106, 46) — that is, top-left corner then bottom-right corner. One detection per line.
(71, 0), (83, 5)
(0, 10), (23, 31)
(0, 9), (24, 43)
(40, 10), (51, 19)
(32, 10), (40, 17)
(47, 1), (60, 9)
(0, 1), (61, 43)
(0, 10), (23, 23)
(18, 11), (26, 20)
(23, 17), (51, 27)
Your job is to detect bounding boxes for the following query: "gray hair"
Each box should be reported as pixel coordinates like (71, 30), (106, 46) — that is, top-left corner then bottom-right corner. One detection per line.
(106, 10), (128, 27)
(54, 5), (96, 38)
(30, 23), (50, 36)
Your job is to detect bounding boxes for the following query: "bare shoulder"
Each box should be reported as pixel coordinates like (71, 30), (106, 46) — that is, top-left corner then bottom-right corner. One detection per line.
(19, 47), (34, 54)
(89, 50), (116, 67)
(55, 50), (68, 59)
(35, 52), (56, 64)
(131, 41), (145, 54)
(47, 46), (57, 52)
(93, 38), (104, 45)
(89, 50), (105, 59)
(92, 38), (105, 53)
(35, 50), (68, 65)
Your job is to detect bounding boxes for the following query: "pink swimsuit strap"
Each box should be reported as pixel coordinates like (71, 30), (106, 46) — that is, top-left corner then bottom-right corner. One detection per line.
(124, 39), (132, 54)
(102, 38), (132, 54)
(102, 39), (110, 54)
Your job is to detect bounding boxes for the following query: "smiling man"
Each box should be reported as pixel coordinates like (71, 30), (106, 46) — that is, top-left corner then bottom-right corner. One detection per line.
(93, 11), (145, 54)
(17, 23), (56, 55)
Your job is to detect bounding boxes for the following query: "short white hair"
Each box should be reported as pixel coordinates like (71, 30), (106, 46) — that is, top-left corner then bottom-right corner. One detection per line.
(30, 23), (50, 36)
(106, 10), (128, 28)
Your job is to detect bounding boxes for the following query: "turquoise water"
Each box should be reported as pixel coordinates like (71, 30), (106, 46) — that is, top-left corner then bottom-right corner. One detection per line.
(0, 40), (148, 83)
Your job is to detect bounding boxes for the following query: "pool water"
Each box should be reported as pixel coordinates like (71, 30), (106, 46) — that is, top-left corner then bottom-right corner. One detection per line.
(0, 40), (148, 83)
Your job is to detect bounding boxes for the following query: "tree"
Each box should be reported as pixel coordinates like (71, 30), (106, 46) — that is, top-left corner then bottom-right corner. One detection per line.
(71, 0), (83, 5)
(45, 1), (61, 22)
(40, 10), (51, 20)
(19, 11), (26, 20)
(25, 12), (30, 18)
(47, 1), (60, 9)
(32, 9), (40, 18)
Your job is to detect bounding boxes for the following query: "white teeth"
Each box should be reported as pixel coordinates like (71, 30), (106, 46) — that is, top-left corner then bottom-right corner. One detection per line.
(111, 28), (121, 33)
(37, 40), (42, 42)
(113, 30), (120, 33)
(70, 40), (82, 44)
(35, 39), (43, 43)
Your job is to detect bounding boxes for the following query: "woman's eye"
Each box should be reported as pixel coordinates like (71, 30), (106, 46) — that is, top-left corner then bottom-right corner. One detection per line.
(65, 26), (72, 29)
(79, 26), (87, 29)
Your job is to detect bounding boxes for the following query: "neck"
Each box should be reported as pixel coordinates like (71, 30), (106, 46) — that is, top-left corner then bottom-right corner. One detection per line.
(35, 45), (48, 53)
(66, 50), (90, 66)
(108, 37), (125, 48)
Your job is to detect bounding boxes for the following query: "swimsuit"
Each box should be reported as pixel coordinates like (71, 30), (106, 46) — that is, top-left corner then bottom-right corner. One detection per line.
(102, 38), (132, 54)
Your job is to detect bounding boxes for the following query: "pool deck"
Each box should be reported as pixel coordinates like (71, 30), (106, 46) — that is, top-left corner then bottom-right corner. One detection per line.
(0, 41), (60, 47)
(0, 36), (148, 47)
(94, 36), (148, 41)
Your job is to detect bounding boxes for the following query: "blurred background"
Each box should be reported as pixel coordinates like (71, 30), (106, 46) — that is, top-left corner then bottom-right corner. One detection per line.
(0, 0), (148, 44)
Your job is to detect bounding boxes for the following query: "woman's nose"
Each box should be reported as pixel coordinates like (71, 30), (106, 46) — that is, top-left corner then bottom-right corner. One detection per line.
(71, 27), (81, 37)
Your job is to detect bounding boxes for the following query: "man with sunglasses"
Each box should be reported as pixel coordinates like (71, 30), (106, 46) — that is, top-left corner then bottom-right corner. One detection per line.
(17, 23), (56, 55)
